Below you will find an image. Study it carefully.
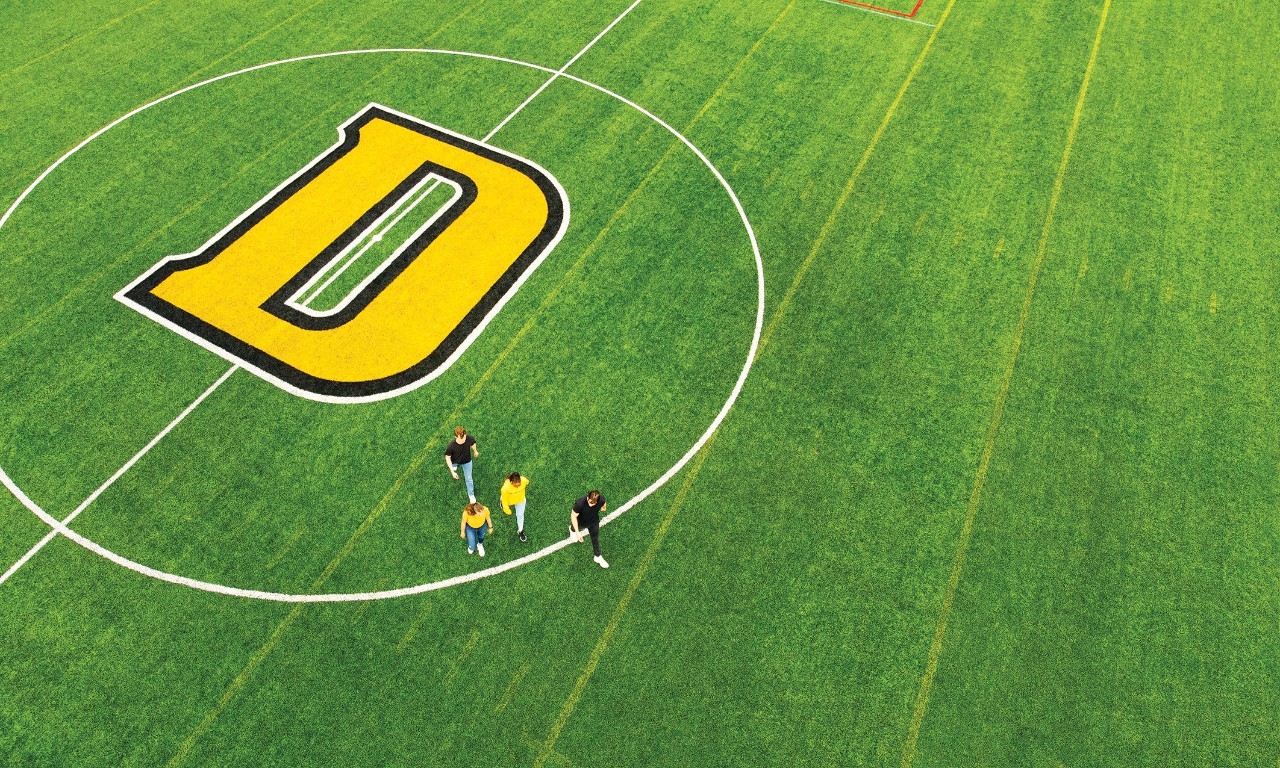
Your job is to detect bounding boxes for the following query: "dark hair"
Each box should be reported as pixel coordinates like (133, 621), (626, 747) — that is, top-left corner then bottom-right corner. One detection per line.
(586, 490), (601, 503)
(507, 472), (522, 483)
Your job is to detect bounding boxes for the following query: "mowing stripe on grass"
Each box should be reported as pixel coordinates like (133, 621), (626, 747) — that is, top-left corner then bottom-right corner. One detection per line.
(532, 434), (718, 768)
(898, 2), (1113, 766)
(0, 0), (165, 79)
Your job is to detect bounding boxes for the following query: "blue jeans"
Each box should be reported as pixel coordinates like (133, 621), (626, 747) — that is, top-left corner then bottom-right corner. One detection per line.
(465, 524), (487, 551)
(512, 501), (526, 531)
(457, 460), (474, 497)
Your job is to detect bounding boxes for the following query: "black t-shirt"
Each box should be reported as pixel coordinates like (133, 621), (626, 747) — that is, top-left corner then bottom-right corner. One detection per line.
(573, 495), (605, 528)
(444, 435), (475, 465)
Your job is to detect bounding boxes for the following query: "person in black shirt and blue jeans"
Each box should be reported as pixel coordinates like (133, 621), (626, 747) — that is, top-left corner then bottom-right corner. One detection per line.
(444, 426), (479, 503)
(570, 490), (608, 569)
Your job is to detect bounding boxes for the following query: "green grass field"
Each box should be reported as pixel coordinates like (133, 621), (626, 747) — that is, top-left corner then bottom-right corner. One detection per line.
(1, 0), (1277, 765)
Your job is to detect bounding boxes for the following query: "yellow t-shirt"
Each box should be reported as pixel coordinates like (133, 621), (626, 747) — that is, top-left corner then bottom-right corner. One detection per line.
(501, 478), (529, 514)
(462, 505), (491, 530)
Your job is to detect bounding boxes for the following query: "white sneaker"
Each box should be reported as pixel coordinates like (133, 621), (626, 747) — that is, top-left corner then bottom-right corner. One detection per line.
(467, 548), (474, 555)
(468, 494), (476, 503)
(594, 555), (609, 569)
(477, 543), (486, 557)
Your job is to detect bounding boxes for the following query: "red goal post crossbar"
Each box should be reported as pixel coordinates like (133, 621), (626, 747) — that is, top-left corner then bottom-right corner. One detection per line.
(833, 0), (925, 18)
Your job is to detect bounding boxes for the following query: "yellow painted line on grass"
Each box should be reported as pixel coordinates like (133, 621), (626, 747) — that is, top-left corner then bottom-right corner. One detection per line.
(757, 0), (959, 358)
(495, 663), (532, 714)
(395, 601), (434, 652)
(528, 0), (965, 755)
(1209, 292), (1218, 314)
(302, 0), (804, 598)
(524, 735), (574, 767)
(160, 14), (504, 766)
(899, 3), (1112, 766)
(442, 630), (482, 689)
(173, 0), (335, 88)
(993, 235), (1005, 260)
(532, 436), (717, 768)
(166, 1), (791, 759)
(0, 0), (164, 79)
(165, 604), (305, 768)
(913, 211), (928, 234)
(264, 526), (308, 570)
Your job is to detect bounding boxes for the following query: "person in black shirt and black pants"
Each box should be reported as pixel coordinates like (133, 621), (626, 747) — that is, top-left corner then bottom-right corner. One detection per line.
(570, 490), (609, 569)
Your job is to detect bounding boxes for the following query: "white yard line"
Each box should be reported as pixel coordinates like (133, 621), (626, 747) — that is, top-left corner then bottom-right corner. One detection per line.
(484, 0), (646, 141)
(0, 365), (238, 586)
(817, 0), (937, 28)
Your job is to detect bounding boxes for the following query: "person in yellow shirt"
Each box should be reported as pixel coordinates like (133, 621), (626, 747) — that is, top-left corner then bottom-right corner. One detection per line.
(459, 501), (493, 557)
(501, 473), (529, 543)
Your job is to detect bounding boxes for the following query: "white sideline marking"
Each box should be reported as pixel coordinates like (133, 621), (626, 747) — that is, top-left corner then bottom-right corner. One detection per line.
(0, 365), (238, 586)
(0, 48), (766, 602)
(816, 0), (937, 27)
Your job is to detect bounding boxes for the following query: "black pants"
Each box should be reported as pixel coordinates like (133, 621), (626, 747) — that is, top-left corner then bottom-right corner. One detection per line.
(577, 522), (601, 557)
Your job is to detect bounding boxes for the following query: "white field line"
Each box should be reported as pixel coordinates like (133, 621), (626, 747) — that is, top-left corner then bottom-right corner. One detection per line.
(295, 177), (448, 308)
(0, 365), (239, 586)
(817, 0), (937, 27)
(0, 38), (766, 601)
(483, 0), (646, 141)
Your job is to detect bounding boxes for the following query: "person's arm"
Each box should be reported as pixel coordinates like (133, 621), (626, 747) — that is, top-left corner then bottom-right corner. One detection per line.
(486, 510), (494, 533)
(445, 455), (457, 479)
(570, 510), (581, 539)
(470, 440), (479, 459)
(460, 512), (466, 538)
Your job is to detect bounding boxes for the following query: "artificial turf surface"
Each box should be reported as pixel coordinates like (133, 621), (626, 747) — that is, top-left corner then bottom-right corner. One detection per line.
(1, 0), (1277, 765)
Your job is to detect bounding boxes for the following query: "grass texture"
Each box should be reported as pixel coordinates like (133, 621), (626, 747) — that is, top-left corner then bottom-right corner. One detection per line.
(0, 0), (1276, 765)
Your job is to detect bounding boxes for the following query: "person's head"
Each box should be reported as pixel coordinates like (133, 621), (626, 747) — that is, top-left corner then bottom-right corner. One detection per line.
(507, 472), (522, 486)
(465, 501), (482, 515)
(587, 490), (601, 505)
(454, 426), (467, 440)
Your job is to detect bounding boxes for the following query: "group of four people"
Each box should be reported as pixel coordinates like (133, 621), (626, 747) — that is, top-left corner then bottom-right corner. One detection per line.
(446, 426), (610, 569)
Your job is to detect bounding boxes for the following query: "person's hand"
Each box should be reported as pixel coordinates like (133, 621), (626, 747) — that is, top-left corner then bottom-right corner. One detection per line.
(459, 531), (465, 539)
(451, 471), (459, 480)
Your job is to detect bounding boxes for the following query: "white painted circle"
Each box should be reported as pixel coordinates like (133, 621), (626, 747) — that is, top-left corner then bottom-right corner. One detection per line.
(0, 49), (765, 602)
